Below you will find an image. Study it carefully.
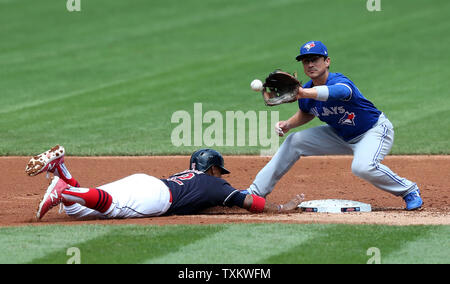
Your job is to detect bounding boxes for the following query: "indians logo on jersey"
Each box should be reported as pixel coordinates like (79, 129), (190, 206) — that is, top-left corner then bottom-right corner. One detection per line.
(339, 112), (356, 126)
(304, 42), (315, 51)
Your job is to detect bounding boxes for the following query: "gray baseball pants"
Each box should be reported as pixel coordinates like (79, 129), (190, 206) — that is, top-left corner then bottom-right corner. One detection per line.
(247, 113), (418, 197)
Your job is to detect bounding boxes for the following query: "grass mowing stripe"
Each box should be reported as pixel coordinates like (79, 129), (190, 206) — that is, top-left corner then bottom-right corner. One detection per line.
(261, 224), (439, 264)
(393, 109), (450, 154)
(382, 226), (450, 264)
(0, 224), (448, 264)
(0, 225), (114, 264)
(145, 223), (317, 264)
(28, 224), (225, 264)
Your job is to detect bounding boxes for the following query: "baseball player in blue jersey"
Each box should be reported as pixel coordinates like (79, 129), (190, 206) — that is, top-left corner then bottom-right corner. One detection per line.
(27, 146), (304, 220)
(246, 41), (423, 210)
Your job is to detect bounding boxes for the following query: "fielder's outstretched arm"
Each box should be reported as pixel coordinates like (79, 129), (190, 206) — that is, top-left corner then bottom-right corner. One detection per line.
(297, 84), (352, 101)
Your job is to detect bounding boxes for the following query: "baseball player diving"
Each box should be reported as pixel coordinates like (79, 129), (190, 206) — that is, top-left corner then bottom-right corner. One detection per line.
(247, 40), (423, 211)
(26, 146), (304, 220)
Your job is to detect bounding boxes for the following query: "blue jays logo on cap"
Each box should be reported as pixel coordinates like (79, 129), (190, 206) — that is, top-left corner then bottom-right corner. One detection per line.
(304, 42), (316, 51)
(296, 41), (328, 61)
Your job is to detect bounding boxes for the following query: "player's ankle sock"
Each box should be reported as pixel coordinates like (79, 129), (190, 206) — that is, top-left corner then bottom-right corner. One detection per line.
(51, 163), (76, 206)
(61, 187), (113, 213)
(55, 162), (81, 188)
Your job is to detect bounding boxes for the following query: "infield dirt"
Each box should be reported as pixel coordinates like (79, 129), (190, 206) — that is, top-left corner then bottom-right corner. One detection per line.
(1, 156), (448, 226)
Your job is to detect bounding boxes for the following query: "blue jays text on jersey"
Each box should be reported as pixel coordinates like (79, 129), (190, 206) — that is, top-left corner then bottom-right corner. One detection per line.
(160, 170), (246, 215)
(299, 73), (381, 141)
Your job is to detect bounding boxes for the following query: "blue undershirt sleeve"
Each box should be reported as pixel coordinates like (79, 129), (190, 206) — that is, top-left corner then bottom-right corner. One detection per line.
(327, 84), (352, 101)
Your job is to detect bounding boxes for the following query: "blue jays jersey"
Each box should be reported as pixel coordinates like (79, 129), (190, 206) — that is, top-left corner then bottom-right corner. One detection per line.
(161, 170), (245, 215)
(298, 73), (381, 141)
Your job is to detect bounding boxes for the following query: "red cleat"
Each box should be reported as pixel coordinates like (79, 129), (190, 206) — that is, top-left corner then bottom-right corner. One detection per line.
(36, 176), (70, 220)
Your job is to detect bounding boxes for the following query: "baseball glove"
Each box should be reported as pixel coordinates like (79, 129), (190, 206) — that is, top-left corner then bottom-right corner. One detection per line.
(262, 70), (301, 106)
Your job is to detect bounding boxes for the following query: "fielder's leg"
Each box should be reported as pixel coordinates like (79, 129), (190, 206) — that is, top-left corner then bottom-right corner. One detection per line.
(349, 114), (419, 197)
(247, 125), (352, 197)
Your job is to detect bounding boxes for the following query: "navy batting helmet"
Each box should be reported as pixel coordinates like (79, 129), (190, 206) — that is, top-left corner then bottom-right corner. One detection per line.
(189, 148), (230, 174)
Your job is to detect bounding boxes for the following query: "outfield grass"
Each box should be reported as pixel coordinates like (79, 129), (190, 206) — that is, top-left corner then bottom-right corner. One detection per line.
(0, 0), (449, 155)
(0, 224), (448, 264)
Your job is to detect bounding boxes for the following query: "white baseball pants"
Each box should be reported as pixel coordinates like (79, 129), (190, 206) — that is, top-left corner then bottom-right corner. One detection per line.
(64, 174), (172, 219)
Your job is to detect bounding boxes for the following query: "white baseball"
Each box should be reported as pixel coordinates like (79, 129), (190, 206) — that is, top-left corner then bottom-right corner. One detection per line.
(250, 79), (263, 92)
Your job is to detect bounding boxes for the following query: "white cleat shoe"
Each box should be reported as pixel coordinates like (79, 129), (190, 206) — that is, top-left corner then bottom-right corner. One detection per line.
(25, 145), (65, 177)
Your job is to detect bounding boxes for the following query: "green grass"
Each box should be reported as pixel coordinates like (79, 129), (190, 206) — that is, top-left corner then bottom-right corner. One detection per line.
(0, 0), (449, 155)
(0, 224), (448, 264)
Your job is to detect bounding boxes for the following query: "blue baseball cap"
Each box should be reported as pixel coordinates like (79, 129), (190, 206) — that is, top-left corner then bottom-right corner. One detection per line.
(295, 41), (328, 61)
